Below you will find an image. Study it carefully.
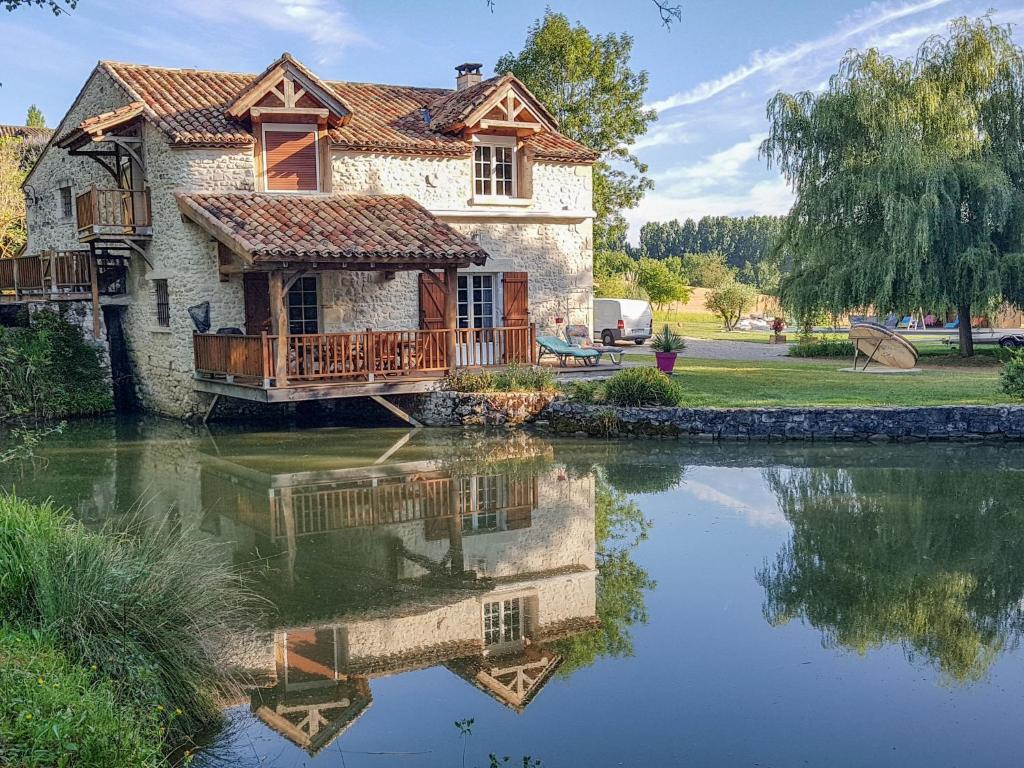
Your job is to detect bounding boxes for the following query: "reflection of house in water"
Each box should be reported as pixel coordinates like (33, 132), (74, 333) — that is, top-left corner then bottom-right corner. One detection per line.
(199, 432), (598, 756)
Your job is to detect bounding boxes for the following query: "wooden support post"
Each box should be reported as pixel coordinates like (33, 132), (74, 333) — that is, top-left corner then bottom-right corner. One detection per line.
(89, 249), (101, 339)
(443, 266), (458, 370)
(369, 395), (423, 427)
(269, 271), (289, 387)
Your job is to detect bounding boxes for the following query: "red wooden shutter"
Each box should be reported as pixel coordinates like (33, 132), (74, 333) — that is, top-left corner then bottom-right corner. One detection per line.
(418, 272), (447, 330)
(264, 129), (318, 191)
(502, 272), (529, 327)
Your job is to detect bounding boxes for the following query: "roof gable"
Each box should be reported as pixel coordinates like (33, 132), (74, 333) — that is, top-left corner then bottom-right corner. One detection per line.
(226, 53), (351, 127)
(429, 74), (558, 135)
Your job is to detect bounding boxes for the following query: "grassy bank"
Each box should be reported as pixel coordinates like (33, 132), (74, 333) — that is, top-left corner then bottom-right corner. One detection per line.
(610, 356), (1008, 408)
(0, 495), (253, 766)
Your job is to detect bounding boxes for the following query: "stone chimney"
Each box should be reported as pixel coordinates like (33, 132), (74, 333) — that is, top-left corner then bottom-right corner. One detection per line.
(455, 63), (483, 91)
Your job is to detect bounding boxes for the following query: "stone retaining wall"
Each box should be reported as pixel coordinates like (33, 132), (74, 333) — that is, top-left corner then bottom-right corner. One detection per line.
(543, 401), (1024, 442)
(404, 391), (556, 427)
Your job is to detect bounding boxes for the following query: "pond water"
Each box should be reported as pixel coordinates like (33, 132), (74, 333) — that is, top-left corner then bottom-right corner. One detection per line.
(3, 418), (1024, 767)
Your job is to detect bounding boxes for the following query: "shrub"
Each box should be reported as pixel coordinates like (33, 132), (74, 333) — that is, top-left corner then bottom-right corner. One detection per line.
(602, 367), (682, 407)
(790, 335), (856, 358)
(563, 379), (605, 404)
(445, 368), (494, 392)
(0, 494), (256, 745)
(1000, 350), (1024, 400)
(446, 363), (554, 393)
(0, 308), (112, 420)
(0, 627), (163, 768)
(490, 362), (556, 393)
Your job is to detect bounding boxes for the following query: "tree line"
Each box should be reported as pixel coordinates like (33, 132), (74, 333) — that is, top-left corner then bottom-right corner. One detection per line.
(637, 215), (787, 293)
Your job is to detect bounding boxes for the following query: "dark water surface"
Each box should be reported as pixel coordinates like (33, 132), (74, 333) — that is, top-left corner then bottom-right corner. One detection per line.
(3, 417), (1024, 767)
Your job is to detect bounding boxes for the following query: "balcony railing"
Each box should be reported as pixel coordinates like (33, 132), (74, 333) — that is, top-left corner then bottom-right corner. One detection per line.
(75, 186), (152, 239)
(193, 325), (538, 388)
(0, 251), (126, 302)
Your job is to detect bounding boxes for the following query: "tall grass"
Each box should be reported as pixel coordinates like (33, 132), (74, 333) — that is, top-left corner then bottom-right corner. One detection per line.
(0, 494), (257, 747)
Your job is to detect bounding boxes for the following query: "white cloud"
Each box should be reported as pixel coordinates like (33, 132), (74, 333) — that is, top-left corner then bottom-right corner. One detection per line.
(631, 119), (694, 151)
(648, 0), (955, 112)
(681, 476), (788, 528)
(655, 133), (766, 192)
(172, 0), (365, 52)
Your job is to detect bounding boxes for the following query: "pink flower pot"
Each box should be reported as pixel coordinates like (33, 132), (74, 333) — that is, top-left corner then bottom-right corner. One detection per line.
(655, 352), (677, 373)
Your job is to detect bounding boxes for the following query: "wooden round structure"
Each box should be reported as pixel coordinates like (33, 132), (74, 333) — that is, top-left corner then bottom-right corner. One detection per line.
(848, 322), (919, 370)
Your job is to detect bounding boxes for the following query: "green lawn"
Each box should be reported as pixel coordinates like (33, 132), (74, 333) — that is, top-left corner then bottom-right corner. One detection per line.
(653, 310), (777, 344)
(622, 355), (1009, 408)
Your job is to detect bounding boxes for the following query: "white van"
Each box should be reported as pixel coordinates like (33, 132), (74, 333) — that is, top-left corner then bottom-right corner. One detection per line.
(593, 298), (654, 346)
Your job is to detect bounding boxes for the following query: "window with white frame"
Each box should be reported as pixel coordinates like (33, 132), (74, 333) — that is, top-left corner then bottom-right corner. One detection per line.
(460, 476), (501, 533)
(483, 597), (522, 647)
(287, 276), (319, 334)
(473, 137), (516, 198)
(457, 274), (496, 329)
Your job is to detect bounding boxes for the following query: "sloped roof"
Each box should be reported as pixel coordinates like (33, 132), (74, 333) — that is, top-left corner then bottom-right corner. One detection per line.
(97, 61), (597, 162)
(175, 192), (489, 267)
(428, 73), (558, 133)
(56, 101), (145, 149)
(0, 124), (52, 144)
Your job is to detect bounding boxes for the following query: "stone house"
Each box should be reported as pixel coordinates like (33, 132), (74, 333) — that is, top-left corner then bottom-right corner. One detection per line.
(12, 53), (596, 418)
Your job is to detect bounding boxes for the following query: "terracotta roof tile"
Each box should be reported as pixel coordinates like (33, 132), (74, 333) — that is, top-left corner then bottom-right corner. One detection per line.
(176, 192), (489, 266)
(0, 124), (52, 143)
(523, 131), (599, 163)
(98, 61), (595, 162)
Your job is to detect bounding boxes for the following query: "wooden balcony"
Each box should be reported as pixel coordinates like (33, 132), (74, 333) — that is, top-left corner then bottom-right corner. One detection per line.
(75, 186), (152, 242)
(0, 251), (127, 303)
(193, 325), (537, 402)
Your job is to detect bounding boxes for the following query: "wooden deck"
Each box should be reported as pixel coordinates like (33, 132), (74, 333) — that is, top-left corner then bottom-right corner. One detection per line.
(193, 325), (537, 402)
(0, 250), (127, 304)
(75, 186), (152, 242)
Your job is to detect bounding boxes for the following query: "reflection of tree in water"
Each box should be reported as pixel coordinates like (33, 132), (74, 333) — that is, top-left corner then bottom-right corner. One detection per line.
(552, 477), (655, 675)
(600, 457), (685, 496)
(759, 465), (1024, 682)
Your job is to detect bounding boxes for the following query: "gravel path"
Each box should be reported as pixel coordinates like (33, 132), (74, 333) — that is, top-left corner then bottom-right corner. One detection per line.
(629, 337), (795, 361)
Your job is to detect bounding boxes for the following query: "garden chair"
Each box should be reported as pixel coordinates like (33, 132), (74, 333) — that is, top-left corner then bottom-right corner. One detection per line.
(896, 315), (913, 329)
(537, 336), (600, 367)
(944, 317), (960, 330)
(564, 324), (623, 365)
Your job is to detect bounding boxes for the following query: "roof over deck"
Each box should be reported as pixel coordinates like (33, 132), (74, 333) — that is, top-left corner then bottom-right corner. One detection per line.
(176, 191), (489, 269)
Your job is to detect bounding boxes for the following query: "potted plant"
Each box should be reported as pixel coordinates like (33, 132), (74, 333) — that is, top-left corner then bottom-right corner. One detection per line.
(650, 324), (686, 373)
(770, 317), (787, 344)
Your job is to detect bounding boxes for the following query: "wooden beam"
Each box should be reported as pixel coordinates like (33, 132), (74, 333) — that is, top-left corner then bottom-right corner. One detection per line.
(89, 248), (101, 338)
(268, 271), (289, 387)
(443, 265), (458, 369)
(369, 395), (423, 427)
(478, 119), (543, 132)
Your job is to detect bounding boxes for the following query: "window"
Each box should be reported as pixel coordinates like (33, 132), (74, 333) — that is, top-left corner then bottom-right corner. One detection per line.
(473, 138), (516, 198)
(484, 597), (522, 647)
(59, 187), (73, 220)
(460, 476), (501, 533)
(457, 274), (495, 329)
(263, 124), (320, 192)
(287, 276), (319, 335)
(153, 280), (170, 327)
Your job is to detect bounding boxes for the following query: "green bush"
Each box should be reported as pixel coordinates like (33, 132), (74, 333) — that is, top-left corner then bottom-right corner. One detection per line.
(790, 335), (856, 358)
(0, 627), (163, 768)
(490, 362), (555, 393)
(602, 367), (682, 407)
(562, 379), (605, 404)
(0, 309), (112, 420)
(0, 494), (255, 746)
(446, 363), (554, 393)
(1000, 350), (1024, 400)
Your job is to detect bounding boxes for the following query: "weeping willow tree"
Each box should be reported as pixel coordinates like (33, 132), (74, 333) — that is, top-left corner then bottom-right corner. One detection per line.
(763, 17), (1024, 355)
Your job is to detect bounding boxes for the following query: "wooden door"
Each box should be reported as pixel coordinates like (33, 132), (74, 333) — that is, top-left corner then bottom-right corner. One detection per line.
(501, 272), (529, 326)
(419, 272), (447, 330)
(243, 272), (271, 335)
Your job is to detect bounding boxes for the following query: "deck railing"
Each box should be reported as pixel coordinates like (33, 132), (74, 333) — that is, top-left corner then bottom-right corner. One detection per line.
(75, 186), (152, 237)
(0, 251), (121, 301)
(193, 324), (538, 388)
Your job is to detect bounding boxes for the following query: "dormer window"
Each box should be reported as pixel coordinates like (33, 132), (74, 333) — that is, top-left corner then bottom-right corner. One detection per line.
(262, 124), (320, 192)
(473, 136), (516, 199)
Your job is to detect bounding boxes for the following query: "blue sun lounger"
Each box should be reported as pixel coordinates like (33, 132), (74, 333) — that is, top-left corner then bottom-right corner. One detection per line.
(537, 336), (600, 367)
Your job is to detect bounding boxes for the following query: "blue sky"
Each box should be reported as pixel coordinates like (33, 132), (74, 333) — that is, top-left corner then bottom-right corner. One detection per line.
(2, 0), (1022, 241)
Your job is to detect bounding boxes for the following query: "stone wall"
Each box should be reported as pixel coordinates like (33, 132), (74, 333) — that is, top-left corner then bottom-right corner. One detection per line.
(544, 401), (1024, 442)
(403, 390), (557, 426)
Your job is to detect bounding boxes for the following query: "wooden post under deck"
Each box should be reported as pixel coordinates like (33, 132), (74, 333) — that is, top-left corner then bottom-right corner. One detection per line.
(88, 250), (101, 338)
(443, 265), (458, 370)
(269, 271), (289, 387)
